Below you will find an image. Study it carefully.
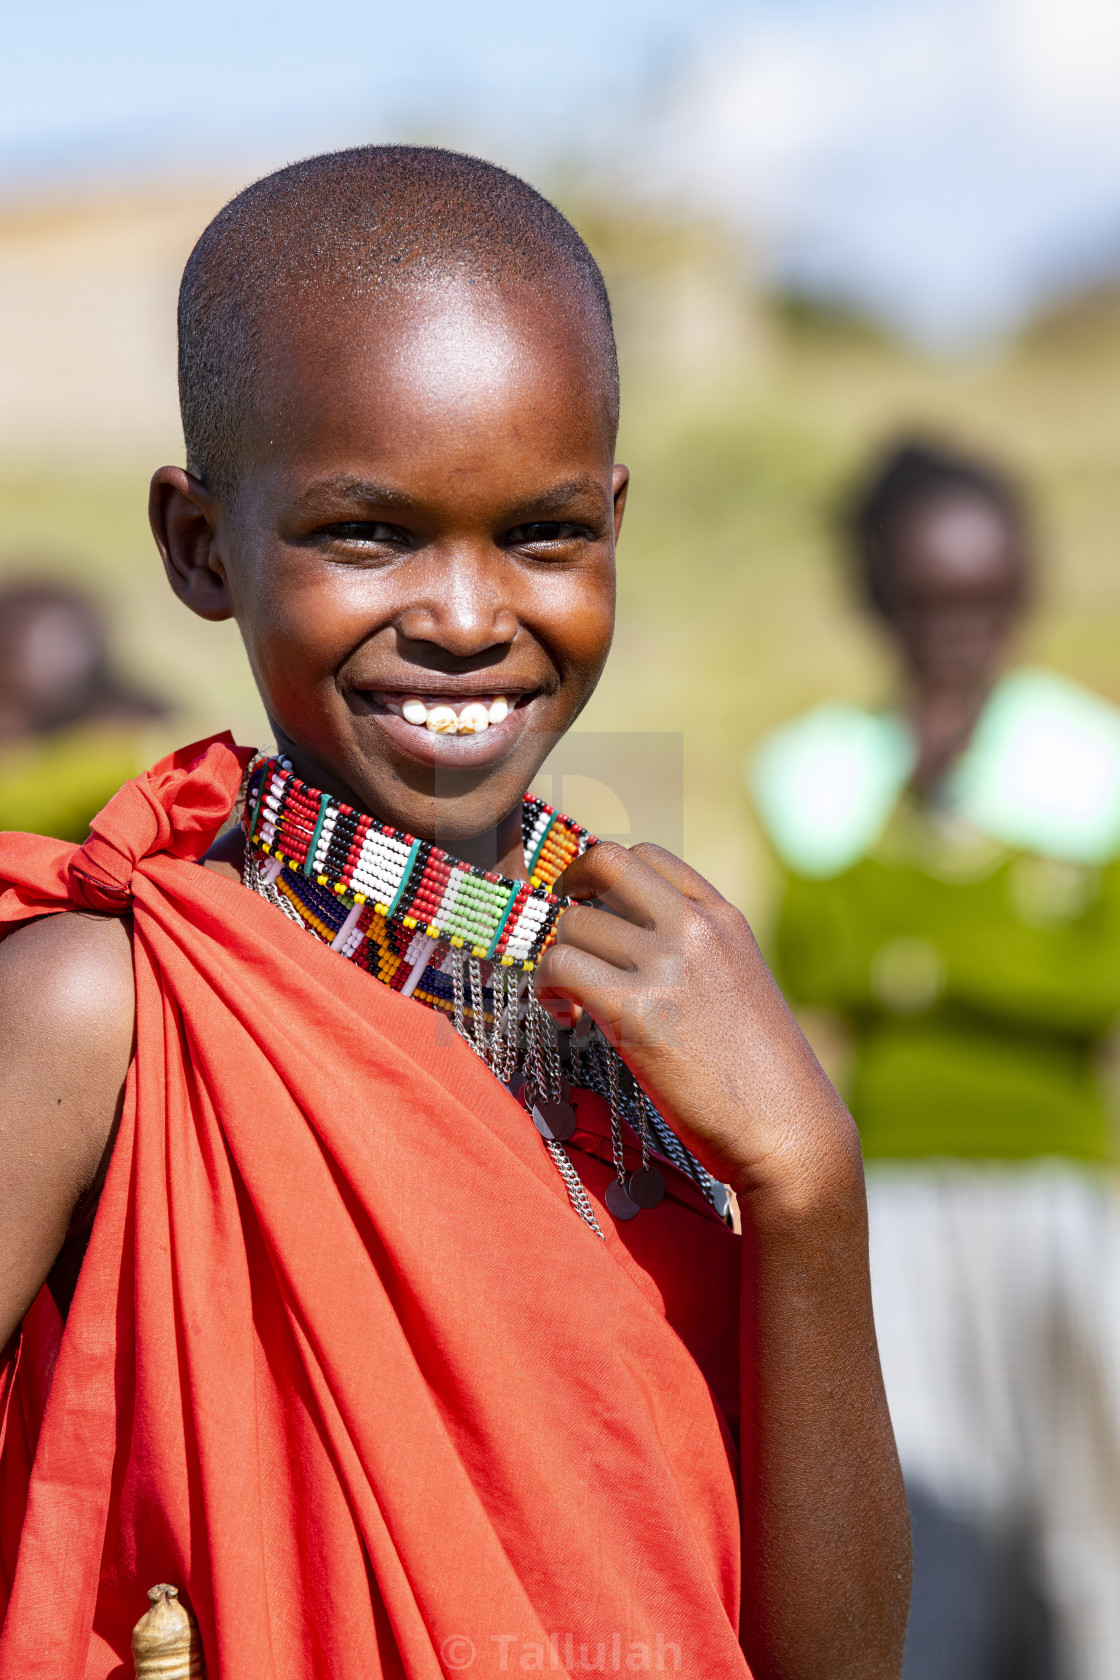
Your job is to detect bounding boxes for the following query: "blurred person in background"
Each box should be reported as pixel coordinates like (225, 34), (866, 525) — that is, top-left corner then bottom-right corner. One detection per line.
(750, 438), (1120, 1680)
(0, 579), (167, 841)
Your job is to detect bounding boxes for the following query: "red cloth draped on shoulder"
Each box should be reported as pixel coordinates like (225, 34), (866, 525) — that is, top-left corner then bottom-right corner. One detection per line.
(0, 736), (747, 1679)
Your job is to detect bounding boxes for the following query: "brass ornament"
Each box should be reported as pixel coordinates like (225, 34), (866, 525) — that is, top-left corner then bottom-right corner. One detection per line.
(132, 1584), (205, 1679)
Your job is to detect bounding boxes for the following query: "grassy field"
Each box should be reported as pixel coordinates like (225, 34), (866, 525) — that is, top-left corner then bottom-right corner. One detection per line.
(4, 200), (1120, 931)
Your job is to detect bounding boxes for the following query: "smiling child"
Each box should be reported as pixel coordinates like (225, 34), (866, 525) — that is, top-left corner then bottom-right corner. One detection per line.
(0, 148), (908, 1680)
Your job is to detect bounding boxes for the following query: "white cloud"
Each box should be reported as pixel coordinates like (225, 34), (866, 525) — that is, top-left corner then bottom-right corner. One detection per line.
(1004, 0), (1120, 126)
(646, 0), (1120, 344)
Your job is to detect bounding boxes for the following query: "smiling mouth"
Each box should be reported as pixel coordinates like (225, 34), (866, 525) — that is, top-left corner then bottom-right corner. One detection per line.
(373, 693), (525, 735)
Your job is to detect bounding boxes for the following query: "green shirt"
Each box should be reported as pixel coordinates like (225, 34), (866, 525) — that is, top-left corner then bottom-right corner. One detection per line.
(750, 671), (1120, 1162)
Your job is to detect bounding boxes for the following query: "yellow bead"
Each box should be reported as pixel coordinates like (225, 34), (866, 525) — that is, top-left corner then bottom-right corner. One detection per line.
(426, 924), (440, 937)
(402, 915), (417, 928)
(375, 903), (389, 916)
(472, 945), (487, 958)
(317, 875), (328, 886)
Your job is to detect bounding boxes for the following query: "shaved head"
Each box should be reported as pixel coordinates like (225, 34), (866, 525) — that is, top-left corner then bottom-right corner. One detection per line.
(178, 145), (619, 499)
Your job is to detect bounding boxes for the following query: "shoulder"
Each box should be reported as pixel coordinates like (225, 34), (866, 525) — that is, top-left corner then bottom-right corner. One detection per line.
(748, 704), (913, 878)
(952, 669), (1120, 864)
(0, 911), (135, 1345)
(0, 907), (135, 1027)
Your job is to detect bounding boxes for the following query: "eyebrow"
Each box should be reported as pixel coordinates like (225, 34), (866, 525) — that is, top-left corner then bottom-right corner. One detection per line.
(294, 474), (609, 522)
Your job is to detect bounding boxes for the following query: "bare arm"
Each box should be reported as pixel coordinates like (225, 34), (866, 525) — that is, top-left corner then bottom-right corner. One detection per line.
(535, 843), (910, 1680)
(0, 912), (135, 1350)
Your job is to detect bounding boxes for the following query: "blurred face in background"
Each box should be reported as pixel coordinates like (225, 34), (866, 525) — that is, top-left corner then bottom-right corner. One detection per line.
(880, 493), (1029, 697)
(0, 593), (104, 739)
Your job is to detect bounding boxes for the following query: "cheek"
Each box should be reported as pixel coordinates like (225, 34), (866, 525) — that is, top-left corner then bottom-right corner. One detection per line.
(537, 565), (615, 679)
(234, 551), (375, 678)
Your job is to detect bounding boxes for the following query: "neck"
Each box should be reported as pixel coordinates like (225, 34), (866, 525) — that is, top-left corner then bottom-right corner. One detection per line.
(452, 808), (528, 879)
(908, 677), (992, 793)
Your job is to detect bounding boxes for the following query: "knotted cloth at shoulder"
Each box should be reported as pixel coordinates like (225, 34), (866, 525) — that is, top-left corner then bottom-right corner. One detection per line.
(0, 732), (252, 932)
(66, 734), (255, 911)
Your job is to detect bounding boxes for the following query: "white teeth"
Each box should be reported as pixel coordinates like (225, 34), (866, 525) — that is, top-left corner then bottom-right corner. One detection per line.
(425, 705), (459, 734)
(457, 702), (491, 734)
(391, 693), (514, 732)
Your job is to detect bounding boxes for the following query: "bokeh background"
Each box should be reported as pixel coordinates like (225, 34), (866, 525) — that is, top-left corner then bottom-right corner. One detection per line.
(5, 0), (1120, 924)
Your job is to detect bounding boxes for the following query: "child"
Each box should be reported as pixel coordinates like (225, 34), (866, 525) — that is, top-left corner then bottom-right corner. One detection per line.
(0, 148), (908, 1680)
(0, 581), (167, 841)
(752, 437), (1120, 1679)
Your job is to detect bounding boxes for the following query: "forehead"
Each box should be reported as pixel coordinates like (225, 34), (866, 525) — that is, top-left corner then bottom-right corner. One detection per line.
(892, 493), (1022, 588)
(246, 275), (616, 493)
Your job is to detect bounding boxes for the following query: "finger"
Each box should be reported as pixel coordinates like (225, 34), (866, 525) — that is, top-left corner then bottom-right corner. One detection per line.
(555, 901), (650, 971)
(533, 940), (636, 1020)
(554, 842), (682, 928)
(626, 842), (725, 906)
(534, 943), (674, 1060)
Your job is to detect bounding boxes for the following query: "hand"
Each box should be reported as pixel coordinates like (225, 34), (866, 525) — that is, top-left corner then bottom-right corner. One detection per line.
(533, 843), (861, 1216)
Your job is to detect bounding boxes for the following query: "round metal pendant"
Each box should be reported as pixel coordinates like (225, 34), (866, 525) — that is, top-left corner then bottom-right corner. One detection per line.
(505, 1071), (526, 1102)
(531, 1099), (577, 1143)
(628, 1167), (666, 1210)
(604, 1179), (640, 1221)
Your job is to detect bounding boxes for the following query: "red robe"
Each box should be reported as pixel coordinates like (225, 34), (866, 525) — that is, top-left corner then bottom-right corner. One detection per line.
(0, 736), (746, 1678)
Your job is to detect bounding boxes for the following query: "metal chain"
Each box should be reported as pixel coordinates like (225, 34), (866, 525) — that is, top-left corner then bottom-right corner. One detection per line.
(525, 986), (551, 1102)
(605, 1043), (628, 1186)
(545, 1139), (605, 1240)
(485, 963), (504, 1075)
(568, 1021), (585, 1087)
(539, 1001), (563, 1102)
(633, 1077), (651, 1173)
(243, 847), (305, 928)
(569, 1024), (723, 1214)
(498, 969), (521, 1084)
(468, 956), (488, 1058)
(451, 948), (469, 1047)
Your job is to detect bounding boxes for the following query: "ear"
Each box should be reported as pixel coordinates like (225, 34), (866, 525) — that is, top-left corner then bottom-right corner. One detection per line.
(612, 463), (630, 544)
(149, 467), (234, 623)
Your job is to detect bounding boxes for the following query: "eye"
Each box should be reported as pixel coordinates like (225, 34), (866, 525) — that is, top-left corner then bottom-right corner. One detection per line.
(503, 521), (593, 553)
(317, 521), (410, 547)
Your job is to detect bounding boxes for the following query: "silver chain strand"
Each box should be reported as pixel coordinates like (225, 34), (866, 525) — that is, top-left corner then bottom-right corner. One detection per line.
(499, 970), (521, 1085)
(538, 995), (564, 1103)
(605, 1042), (628, 1187)
(544, 1139), (605, 1240)
(451, 947), (467, 1043)
(525, 986), (551, 1103)
(468, 956), (488, 1058)
(568, 1021), (585, 1088)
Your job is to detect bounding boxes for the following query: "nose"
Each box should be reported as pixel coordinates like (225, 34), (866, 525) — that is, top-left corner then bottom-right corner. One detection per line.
(394, 543), (520, 662)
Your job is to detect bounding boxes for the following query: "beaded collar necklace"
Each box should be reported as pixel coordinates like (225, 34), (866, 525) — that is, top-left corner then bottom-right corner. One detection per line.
(241, 754), (723, 1236)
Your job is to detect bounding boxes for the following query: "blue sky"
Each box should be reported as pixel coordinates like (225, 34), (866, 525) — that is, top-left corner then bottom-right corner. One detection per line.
(5, 0), (1120, 345)
(0, 0), (736, 179)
